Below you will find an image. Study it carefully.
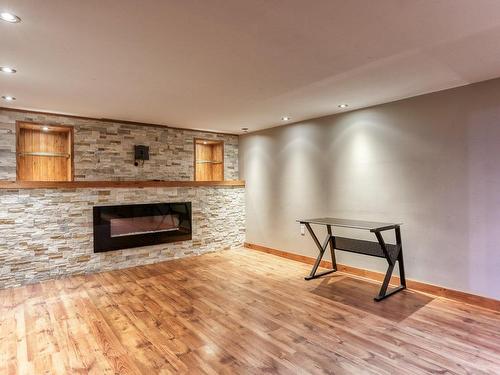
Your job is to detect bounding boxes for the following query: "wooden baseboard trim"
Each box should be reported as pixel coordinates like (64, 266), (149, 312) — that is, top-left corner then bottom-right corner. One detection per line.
(244, 242), (500, 312)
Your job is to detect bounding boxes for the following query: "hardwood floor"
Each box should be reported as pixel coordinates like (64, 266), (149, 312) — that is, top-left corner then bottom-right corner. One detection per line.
(1, 248), (499, 374)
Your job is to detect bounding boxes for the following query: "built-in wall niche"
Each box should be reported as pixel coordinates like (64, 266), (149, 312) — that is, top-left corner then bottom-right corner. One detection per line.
(16, 122), (74, 181)
(194, 138), (224, 181)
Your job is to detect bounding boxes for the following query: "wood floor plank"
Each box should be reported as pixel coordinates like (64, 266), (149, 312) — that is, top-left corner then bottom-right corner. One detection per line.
(0, 248), (499, 374)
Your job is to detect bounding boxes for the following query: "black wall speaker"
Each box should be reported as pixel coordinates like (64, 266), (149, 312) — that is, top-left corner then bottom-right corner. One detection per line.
(134, 145), (149, 161)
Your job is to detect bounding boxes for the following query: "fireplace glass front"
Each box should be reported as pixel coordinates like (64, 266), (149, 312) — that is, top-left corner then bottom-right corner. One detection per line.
(93, 202), (192, 252)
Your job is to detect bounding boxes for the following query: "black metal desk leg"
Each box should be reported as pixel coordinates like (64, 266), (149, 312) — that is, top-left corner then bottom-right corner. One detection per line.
(395, 226), (406, 287)
(376, 263), (395, 300)
(327, 225), (337, 271)
(304, 223), (337, 280)
(373, 227), (406, 301)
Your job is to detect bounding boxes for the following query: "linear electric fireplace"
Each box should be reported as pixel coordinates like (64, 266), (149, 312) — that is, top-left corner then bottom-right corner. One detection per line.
(93, 202), (192, 252)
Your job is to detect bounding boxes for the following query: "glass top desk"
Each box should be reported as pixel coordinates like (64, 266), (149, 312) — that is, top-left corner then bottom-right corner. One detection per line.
(297, 217), (406, 301)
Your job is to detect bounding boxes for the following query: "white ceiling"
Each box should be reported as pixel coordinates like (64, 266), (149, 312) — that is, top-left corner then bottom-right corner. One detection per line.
(2, 0), (500, 133)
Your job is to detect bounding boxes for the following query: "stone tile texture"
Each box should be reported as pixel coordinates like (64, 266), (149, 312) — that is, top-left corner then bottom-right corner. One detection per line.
(0, 109), (244, 289)
(0, 187), (245, 289)
(0, 109), (238, 181)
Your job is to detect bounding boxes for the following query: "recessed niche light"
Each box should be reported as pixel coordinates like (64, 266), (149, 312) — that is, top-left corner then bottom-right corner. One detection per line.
(0, 12), (21, 23)
(281, 116), (290, 121)
(42, 126), (49, 131)
(1, 95), (16, 101)
(338, 104), (349, 109)
(203, 141), (207, 145)
(0, 66), (17, 74)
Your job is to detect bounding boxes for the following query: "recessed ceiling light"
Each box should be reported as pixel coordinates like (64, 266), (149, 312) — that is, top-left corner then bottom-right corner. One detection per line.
(241, 127), (249, 132)
(1, 95), (16, 101)
(281, 116), (290, 121)
(203, 141), (207, 145)
(0, 67), (17, 74)
(338, 104), (349, 109)
(42, 126), (49, 131)
(0, 12), (21, 23)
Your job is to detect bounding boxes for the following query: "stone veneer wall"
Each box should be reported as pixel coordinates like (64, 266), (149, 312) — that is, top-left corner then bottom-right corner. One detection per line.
(0, 186), (245, 289)
(0, 109), (238, 181)
(0, 108), (244, 289)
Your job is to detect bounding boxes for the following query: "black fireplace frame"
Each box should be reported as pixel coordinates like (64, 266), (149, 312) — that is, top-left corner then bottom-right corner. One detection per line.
(93, 202), (192, 253)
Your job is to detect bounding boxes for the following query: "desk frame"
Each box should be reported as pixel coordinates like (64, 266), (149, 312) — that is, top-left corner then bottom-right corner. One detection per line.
(300, 221), (406, 301)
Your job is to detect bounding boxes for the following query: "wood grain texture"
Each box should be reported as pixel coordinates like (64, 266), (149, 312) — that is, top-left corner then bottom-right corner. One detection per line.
(0, 180), (245, 189)
(16, 122), (74, 182)
(0, 248), (499, 374)
(245, 242), (500, 312)
(211, 142), (224, 181)
(194, 139), (224, 181)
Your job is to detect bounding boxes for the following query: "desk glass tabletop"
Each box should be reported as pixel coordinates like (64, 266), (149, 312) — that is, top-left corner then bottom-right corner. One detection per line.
(296, 217), (401, 231)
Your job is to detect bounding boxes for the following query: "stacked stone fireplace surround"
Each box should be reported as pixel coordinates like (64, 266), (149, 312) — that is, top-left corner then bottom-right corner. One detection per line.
(0, 109), (245, 289)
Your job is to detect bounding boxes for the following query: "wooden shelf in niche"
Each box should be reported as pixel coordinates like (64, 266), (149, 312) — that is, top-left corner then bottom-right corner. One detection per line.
(194, 138), (224, 181)
(16, 122), (74, 182)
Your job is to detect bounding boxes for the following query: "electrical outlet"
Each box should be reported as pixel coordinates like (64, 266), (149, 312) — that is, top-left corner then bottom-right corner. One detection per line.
(300, 224), (305, 236)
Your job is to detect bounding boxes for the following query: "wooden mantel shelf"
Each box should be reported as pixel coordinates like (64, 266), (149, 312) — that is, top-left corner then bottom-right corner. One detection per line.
(0, 180), (245, 189)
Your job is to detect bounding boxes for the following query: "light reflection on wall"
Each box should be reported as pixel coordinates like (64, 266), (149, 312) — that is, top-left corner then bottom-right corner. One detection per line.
(240, 79), (500, 300)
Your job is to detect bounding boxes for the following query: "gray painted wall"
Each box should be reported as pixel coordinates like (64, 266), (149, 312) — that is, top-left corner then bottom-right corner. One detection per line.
(239, 78), (500, 300)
